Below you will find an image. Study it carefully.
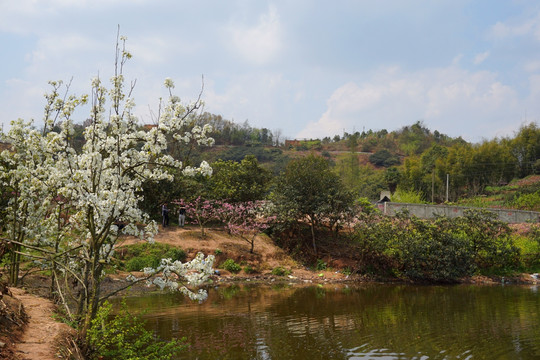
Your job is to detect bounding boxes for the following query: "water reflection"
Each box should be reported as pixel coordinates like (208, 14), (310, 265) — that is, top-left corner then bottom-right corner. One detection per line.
(116, 284), (540, 359)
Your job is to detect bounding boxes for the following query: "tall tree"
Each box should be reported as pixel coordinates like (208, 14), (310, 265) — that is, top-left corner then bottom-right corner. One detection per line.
(511, 123), (540, 177)
(384, 167), (401, 194)
(209, 155), (270, 202)
(270, 154), (354, 253)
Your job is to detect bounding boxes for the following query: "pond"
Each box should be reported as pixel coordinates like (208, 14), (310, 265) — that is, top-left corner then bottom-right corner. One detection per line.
(117, 283), (540, 359)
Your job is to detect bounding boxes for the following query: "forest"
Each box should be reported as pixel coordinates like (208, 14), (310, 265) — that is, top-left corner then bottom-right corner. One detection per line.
(133, 114), (540, 212)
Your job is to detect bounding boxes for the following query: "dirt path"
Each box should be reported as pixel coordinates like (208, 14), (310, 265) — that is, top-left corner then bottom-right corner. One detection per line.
(10, 288), (71, 360)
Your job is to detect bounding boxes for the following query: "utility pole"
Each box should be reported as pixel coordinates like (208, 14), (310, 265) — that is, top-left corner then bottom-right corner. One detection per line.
(446, 174), (449, 202)
(431, 170), (435, 203)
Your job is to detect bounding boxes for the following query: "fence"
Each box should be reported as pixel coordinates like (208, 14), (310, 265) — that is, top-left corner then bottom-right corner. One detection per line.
(378, 202), (540, 223)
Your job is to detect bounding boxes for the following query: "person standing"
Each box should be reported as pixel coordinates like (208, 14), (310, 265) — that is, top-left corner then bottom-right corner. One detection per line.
(178, 206), (186, 227)
(162, 203), (169, 227)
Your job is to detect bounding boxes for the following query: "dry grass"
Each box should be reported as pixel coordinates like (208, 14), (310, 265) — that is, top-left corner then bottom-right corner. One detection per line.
(118, 225), (347, 281)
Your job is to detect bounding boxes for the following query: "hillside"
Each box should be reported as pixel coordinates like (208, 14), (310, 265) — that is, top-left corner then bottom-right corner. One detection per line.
(456, 175), (540, 211)
(118, 226), (350, 282)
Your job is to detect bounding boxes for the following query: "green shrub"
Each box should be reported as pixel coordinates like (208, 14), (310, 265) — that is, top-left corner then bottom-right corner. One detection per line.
(316, 259), (327, 271)
(87, 301), (185, 360)
(350, 214), (399, 274)
(356, 197), (379, 215)
(125, 256), (155, 272)
(369, 149), (400, 167)
(271, 266), (291, 276)
(455, 209), (520, 272)
(169, 248), (187, 262)
(243, 265), (258, 274)
(392, 189), (426, 204)
(351, 210), (522, 281)
(222, 259), (241, 273)
(513, 234), (540, 269)
(395, 223), (475, 281)
(117, 243), (186, 272)
(532, 225), (540, 248)
(345, 205), (531, 280)
(513, 191), (540, 211)
(355, 215), (475, 281)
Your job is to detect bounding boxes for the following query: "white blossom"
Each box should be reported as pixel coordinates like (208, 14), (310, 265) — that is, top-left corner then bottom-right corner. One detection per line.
(0, 38), (216, 323)
(132, 252), (215, 300)
(164, 77), (175, 89)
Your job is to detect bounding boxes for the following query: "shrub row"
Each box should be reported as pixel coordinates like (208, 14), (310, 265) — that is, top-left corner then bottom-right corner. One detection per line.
(351, 209), (523, 282)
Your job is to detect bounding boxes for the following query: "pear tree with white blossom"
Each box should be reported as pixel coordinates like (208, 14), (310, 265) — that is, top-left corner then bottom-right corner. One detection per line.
(0, 34), (215, 335)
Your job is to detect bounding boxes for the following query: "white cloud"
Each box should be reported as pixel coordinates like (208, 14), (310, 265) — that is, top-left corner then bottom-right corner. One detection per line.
(0, 0), (137, 33)
(297, 66), (528, 142)
(226, 5), (282, 65)
(36, 33), (102, 57)
(473, 51), (490, 65)
(201, 71), (298, 131)
(490, 11), (540, 41)
(20, 33), (107, 83)
(2, 1), (540, 141)
(452, 54), (463, 66)
(129, 35), (201, 65)
(524, 60), (540, 72)
(1, 78), (50, 126)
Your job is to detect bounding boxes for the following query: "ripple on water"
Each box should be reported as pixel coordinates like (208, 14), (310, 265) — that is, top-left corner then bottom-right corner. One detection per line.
(122, 284), (540, 360)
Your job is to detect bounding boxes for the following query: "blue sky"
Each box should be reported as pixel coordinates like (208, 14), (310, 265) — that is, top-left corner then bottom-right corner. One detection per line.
(1, 0), (540, 143)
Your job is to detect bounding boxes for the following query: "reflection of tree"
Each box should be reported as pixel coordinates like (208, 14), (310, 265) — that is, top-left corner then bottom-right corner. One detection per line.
(133, 285), (540, 359)
(262, 285), (540, 359)
(219, 284), (242, 300)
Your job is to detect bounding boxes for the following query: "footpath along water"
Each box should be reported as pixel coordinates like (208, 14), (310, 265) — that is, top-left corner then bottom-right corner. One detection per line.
(117, 284), (540, 359)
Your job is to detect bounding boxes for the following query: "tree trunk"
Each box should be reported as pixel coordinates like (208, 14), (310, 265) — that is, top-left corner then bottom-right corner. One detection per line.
(9, 244), (21, 286)
(250, 234), (256, 254)
(309, 215), (317, 255)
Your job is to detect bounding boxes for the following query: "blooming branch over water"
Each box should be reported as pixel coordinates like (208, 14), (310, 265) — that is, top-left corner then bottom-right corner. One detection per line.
(128, 252), (215, 302)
